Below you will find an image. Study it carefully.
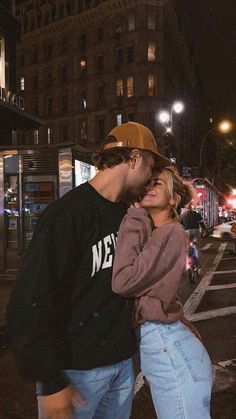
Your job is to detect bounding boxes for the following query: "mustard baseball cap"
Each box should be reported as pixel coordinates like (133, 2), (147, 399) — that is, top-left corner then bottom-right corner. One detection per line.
(103, 122), (170, 167)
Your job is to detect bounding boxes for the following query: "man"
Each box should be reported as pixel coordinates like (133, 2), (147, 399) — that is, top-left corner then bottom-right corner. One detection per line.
(180, 204), (206, 267)
(7, 122), (169, 419)
(231, 222), (236, 255)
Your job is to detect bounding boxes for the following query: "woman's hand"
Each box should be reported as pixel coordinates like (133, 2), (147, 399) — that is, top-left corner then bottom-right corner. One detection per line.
(181, 317), (202, 340)
(130, 202), (142, 209)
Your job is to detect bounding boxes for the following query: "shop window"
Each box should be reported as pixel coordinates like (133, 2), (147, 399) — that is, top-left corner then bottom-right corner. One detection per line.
(127, 76), (134, 97)
(116, 79), (123, 96)
(33, 129), (39, 144)
(97, 55), (104, 73)
(127, 45), (134, 64)
(97, 27), (103, 42)
(47, 127), (53, 144)
(148, 42), (156, 61)
(147, 14), (156, 30)
(20, 76), (25, 91)
(81, 90), (87, 109)
(61, 93), (68, 112)
(96, 117), (105, 140)
(128, 15), (135, 32)
(47, 97), (53, 115)
(116, 114), (122, 126)
(0, 36), (6, 88)
(61, 64), (68, 82)
(148, 75), (156, 96)
(116, 47), (123, 66)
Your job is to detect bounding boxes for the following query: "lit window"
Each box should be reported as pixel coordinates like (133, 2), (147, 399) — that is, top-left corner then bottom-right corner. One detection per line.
(148, 42), (156, 61)
(47, 127), (53, 144)
(127, 76), (134, 97)
(128, 15), (135, 32)
(33, 130), (39, 144)
(148, 75), (156, 96)
(116, 114), (122, 126)
(116, 79), (123, 96)
(80, 59), (87, 72)
(81, 90), (87, 109)
(0, 36), (6, 88)
(147, 14), (156, 30)
(20, 76), (25, 90)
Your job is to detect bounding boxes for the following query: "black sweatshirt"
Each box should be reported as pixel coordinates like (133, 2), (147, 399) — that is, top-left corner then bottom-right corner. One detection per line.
(7, 183), (137, 395)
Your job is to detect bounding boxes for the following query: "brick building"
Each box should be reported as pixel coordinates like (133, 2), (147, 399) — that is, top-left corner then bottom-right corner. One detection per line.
(15, 0), (204, 166)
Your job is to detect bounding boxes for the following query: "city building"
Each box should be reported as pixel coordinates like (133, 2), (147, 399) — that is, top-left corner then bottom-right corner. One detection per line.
(15, 0), (203, 167)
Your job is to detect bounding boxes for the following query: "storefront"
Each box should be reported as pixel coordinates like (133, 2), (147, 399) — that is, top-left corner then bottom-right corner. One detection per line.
(0, 143), (95, 272)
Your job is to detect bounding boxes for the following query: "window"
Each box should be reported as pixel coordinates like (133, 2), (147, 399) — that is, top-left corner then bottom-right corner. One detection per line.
(47, 97), (53, 115)
(62, 125), (68, 141)
(46, 44), (52, 59)
(20, 76), (25, 91)
(97, 55), (104, 73)
(61, 64), (68, 82)
(115, 24), (122, 34)
(127, 45), (134, 64)
(44, 11), (49, 25)
(127, 112), (134, 122)
(116, 114), (122, 126)
(0, 36), (6, 88)
(80, 33), (86, 52)
(20, 54), (25, 67)
(149, 112), (156, 132)
(97, 117), (105, 140)
(97, 84), (105, 105)
(148, 75), (156, 96)
(47, 67), (53, 87)
(31, 48), (38, 63)
(148, 42), (156, 61)
(47, 127), (53, 144)
(147, 14), (156, 30)
(30, 16), (36, 30)
(60, 37), (68, 53)
(33, 98), (38, 114)
(59, 4), (64, 18)
(97, 27), (103, 42)
(61, 93), (68, 112)
(128, 15), (135, 32)
(80, 58), (87, 73)
(79, 120), (87, 140)
(33, 129), (39, 144)
(116, 48), (123, 66)
(116, 79), (123, 96)
(33, 74), (38, 89)
(81, 90), (87, 109)
(127, 76), (134, 97)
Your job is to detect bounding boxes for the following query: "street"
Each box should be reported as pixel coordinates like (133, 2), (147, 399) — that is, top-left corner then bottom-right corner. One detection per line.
(0, 236), (236, 418)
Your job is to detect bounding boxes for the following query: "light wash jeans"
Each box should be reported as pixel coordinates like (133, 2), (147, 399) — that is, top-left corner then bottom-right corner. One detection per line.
(137, 321), (212, 419)
(63, 358), (134, 419)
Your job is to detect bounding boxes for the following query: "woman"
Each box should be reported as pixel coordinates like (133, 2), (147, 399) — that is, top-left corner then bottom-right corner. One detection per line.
(112, 166), (212, 419)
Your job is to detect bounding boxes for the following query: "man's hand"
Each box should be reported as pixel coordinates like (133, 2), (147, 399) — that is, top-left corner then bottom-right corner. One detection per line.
(38, 385), (86, 419)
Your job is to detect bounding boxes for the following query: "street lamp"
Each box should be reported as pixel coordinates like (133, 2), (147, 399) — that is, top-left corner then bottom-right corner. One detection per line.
(199, 120), (232, 168)
(158, 101), (185, 134)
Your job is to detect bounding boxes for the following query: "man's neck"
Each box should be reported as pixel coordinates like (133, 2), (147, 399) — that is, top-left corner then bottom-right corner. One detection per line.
(89, 167), (126, 202)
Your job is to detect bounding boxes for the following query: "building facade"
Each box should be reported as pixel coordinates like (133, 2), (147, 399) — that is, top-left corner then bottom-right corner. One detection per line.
(15, 0), (201, 166)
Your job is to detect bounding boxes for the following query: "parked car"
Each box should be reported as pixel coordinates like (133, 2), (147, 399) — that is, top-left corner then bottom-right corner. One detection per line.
(212, 220), (236, 240)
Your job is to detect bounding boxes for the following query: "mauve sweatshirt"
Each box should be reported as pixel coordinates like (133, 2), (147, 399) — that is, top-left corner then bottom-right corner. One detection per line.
(112, 207), (188, 325)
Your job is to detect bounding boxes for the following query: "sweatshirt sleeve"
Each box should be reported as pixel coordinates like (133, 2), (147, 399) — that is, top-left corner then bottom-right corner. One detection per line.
(112, 209), (186, 298)
(6, 203), (82, 395)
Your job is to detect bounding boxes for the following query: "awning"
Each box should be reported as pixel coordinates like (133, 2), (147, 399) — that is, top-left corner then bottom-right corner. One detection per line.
(0, 101), (43, 130)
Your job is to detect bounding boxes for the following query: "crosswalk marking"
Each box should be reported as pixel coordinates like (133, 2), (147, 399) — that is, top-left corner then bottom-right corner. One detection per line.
(207, 283), (236, 290)
(201, 243), (213, 251)
(184, 243), (227, 316)
(187, 306), (236, 322)
(214, 269), (236, 275)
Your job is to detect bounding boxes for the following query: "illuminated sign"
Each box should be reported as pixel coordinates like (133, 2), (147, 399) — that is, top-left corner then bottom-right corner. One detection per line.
(0, 86), (25, 110)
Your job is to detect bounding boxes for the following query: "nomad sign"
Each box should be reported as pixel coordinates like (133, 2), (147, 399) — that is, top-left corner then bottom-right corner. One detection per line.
(0, 86), (25, 110)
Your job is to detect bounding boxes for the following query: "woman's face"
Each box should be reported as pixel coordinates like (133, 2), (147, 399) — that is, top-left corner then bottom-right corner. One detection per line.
(140, 172), (171, 210)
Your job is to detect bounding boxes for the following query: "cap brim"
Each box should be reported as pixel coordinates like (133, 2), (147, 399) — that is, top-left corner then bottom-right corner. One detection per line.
(154, 152), (171, 167)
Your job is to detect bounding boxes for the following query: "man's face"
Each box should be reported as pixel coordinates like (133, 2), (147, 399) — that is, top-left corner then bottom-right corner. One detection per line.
(127, 152), (156, 198)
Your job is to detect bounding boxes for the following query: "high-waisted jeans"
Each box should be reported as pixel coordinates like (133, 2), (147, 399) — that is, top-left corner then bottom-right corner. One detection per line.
(136, 321), (212, 419)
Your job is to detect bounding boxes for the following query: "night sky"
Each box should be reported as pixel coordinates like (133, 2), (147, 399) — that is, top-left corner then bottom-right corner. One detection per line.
(180, 0), (236, 111)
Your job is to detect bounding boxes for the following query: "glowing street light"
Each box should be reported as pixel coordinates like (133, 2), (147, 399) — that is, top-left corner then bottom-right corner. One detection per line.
(158, 101), (185, 133)
(199, 119), (233, 168)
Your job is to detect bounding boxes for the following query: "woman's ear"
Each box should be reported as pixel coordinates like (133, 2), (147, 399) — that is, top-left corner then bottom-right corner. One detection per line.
(170, 194), (181, 209)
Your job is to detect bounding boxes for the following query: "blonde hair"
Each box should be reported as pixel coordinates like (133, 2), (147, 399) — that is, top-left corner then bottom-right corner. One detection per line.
(156, 166), (194, 218)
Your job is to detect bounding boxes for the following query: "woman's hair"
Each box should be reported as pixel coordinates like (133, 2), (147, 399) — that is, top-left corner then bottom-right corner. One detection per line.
(156, 166), (194, 217)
